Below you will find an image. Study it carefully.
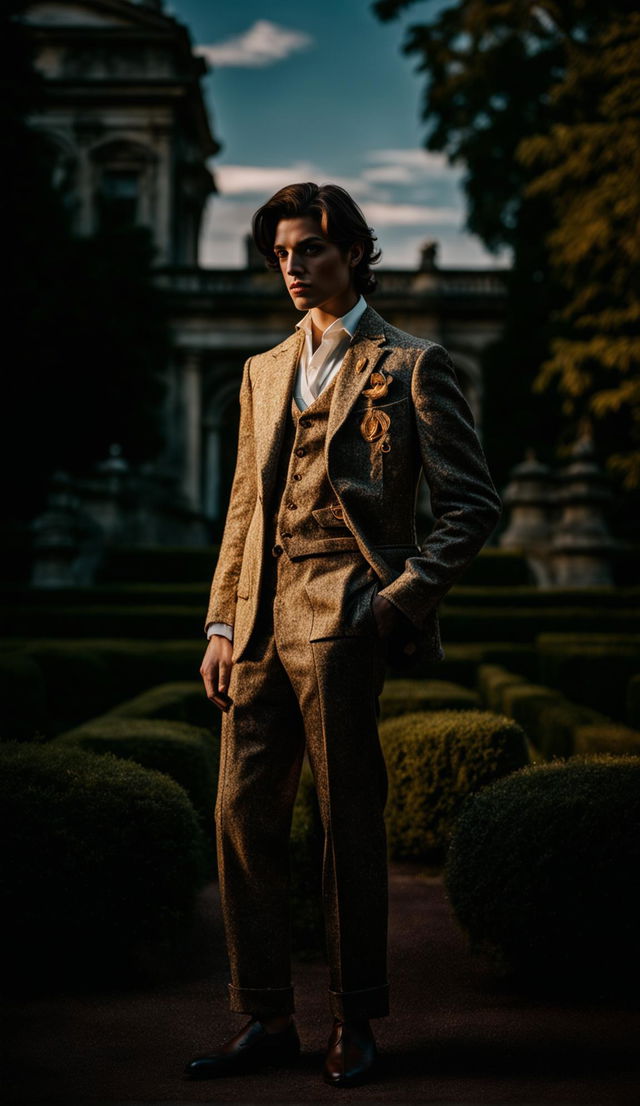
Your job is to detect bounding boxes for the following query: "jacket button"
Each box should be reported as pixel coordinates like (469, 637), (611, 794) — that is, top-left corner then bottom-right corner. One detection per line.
(282, 531), (292, 539)
(272, 544), (283, 557)
(295, 447), (306, 457)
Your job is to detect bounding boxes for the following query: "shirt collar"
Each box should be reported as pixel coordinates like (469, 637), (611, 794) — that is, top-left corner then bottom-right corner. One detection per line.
(295, 294), (368, 342)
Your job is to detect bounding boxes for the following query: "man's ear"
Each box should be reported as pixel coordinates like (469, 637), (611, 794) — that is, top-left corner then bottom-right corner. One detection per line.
(349, 243), (364, 267)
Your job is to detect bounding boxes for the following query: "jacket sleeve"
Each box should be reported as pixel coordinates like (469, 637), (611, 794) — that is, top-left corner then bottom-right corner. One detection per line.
(204, 356), (258, 631)
(377, 342), (502, 630)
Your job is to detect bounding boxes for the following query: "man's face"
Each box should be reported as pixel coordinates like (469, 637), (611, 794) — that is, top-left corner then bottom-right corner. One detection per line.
(273, 215), (358, 311)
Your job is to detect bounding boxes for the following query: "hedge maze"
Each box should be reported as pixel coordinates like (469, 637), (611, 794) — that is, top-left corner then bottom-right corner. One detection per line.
(1, 546), (639, 993)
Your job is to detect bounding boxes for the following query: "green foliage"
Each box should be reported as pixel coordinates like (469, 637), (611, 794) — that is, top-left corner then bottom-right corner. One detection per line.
(519, 15), (640, 489)
(56, 716), (219, 869)
(445, 756), (640, 991)
(628, 673), (640, 730)
(0, 741), (204, 990)
(476, 664), (528, 712)
(107, 681), (219, 733)
(372, 0), (639, 512)
(0, 651), (48, 741)
(5, 641), (205, 731)
(380, 679), (479, 719)
(380, 709), (529, 863)
(537, 636), (640, 723)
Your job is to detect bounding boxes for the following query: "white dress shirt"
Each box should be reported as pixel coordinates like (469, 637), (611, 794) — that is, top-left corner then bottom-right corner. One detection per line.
(207, 295), (369, 642)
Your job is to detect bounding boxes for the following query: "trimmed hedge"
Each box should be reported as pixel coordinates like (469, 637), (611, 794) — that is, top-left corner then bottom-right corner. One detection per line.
(379, 710), (529, 863)
(56, 717), (219, 869)
(573, 723), (640, 757)
(0, 742), (204, 990)
(0, 651), (48, 742)
(445, 756), (640, 992)
(478, 664), (640, 759)
(380, 679), (479, 720)
(476, 665), (528, 713)
(536, 635), (640, 723)
(424, 643), (538, 688)
(2, 640), (205, 732)
(439, 606), (640, 643)
(107, 681), (219, 733)
(628, 673), (640, 730)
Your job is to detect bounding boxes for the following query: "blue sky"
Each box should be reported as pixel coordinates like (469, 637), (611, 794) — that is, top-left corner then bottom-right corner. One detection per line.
(168, 0), (509, 270)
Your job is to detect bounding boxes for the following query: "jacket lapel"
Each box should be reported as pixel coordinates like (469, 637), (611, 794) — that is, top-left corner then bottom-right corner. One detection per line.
(326, 305), (388, 445)
(255, 326), (305, 504)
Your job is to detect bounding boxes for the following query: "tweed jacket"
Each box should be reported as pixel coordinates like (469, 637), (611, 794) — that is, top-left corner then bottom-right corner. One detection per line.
(205, 304), (502, 664)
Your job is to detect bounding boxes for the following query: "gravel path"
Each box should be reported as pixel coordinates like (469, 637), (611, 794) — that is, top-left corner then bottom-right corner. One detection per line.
(3, 863), (639, 1104)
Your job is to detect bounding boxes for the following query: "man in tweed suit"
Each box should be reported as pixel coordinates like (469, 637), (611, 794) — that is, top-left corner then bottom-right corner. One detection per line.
(187, 183), (502, 1087)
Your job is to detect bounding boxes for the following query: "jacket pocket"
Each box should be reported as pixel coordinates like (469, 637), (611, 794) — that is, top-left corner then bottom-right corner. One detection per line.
(312, 505), (350, 529)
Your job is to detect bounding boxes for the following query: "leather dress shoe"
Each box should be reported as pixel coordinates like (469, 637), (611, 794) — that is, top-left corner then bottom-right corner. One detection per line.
(185, 1016), (300, 1079)
(323, 1017), (378, 1087)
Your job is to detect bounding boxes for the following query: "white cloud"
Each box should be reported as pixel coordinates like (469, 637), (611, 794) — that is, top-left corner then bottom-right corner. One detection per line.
(195, 20), (313, 69)
(362, 201), (462, 227)
(365, 148), (462, 180)
(214, 162), (369, 198)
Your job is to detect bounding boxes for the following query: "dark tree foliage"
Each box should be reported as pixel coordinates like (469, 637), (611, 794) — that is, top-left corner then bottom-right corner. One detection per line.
(372, 1), (639, 521)
(4, 2), (169, 522)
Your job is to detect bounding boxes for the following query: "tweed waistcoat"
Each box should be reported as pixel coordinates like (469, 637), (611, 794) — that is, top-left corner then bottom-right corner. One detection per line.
(264, 375), (360, 563)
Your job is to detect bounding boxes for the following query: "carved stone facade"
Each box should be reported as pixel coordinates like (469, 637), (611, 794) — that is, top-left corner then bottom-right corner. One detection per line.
(23, 0), (218, 265)
(24, 0), (508, 550)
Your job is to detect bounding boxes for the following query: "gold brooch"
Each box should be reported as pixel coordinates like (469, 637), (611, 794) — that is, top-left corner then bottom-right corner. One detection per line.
(362, 371), (392, 400)
(360, 371), (393, 453)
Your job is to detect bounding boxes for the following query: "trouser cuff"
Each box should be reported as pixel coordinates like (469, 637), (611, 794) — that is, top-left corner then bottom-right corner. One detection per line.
(228, 983), (295, 1016)
(329, 982), (389, 1020)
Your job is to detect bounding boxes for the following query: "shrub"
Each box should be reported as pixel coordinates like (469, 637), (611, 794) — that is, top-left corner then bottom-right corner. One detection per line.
(18, 643), (112, 733)
(4, 640), (206, 731)
(0, 652), (48, 742)
(535, 700), (608, 760)
(499, 683), (564, 748)
(537, 634), (640, 722)
(380, 710), (529, 863)
(476, 665), (528, 713)
(573, 723), (640, 757)
(380, 679), (479, 720)
(56, 717), (219, 870)
(0, 742), (204, 990)
(628, 673), (640, 730)
(445, 757), (640, 992)
(107, 681), (219, 733)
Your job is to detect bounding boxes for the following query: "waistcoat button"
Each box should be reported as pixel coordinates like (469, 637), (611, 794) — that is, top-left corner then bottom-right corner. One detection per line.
(286, 502), (297, 510)
(299, 417), (312, 428)
(295, 447), (306, 457)
(272, 544), (283, 557)
(293, 473), (302, 481)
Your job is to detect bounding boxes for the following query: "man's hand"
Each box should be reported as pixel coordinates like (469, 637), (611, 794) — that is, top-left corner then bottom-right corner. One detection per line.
(372, 593), (403, 638)
(200, 634), (234, 711)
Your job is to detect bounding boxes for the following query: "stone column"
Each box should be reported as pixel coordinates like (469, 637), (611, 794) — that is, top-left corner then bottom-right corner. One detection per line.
(202, 420), (221, 521)
(181, 351), (203, 511)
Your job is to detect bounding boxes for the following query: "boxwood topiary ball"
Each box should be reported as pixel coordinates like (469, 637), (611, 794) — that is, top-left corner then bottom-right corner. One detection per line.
(445, 755), (640, 992)
(380, 709), (529, 863)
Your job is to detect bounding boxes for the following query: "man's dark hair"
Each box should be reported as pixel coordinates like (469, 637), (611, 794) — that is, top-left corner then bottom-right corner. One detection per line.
(252, 182), (382, 294)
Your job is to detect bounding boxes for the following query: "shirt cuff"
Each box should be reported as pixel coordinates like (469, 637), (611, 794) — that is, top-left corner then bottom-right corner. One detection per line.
(206, 622), (234, 642)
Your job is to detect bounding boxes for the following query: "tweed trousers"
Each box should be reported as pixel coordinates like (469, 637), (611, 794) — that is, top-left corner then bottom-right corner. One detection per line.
(215, 542), (390, 1021)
